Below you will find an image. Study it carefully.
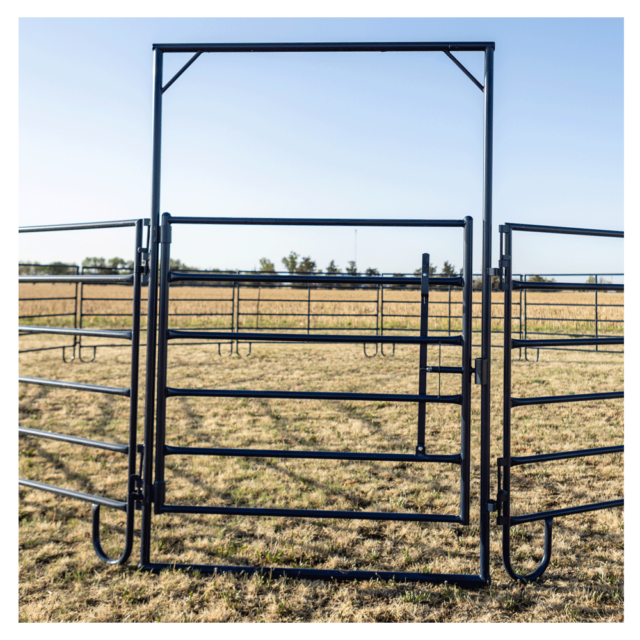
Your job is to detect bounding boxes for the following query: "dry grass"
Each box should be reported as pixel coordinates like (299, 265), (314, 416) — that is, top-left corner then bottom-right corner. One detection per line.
(19, 311), (624, 621)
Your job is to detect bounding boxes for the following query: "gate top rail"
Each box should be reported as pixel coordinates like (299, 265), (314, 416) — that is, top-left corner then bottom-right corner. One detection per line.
(167, 215), (468, 228)
(19, 218), (150, 233)
(154, 41), (495, 53)
(501, 222), (623, 238)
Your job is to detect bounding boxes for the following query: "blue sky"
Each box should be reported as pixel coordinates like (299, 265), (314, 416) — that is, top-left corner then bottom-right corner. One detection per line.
(19, 18), (624, 277)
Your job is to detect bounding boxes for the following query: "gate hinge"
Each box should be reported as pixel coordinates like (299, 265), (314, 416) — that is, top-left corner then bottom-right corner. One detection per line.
(161, 224), (172, 244)
(153, 481), (166, 513)
(474, 358), (488, 385)
(129, 474), (144, 510)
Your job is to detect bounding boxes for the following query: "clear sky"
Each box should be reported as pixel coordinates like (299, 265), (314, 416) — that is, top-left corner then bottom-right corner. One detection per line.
(19, 17), (624, 277)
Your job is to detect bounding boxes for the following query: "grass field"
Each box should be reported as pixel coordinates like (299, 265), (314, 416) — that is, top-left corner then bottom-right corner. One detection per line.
(18, 285), (624, 622)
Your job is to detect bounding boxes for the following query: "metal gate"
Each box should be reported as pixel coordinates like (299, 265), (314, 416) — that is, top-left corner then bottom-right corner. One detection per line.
(495, 222), (624, 580)
(19, 218), (148, 564)
(139, 213), (487, 584)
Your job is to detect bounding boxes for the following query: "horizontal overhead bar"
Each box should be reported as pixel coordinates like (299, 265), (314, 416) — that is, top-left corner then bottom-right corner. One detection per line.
(511, 391), (623, 407)
(19, 376), (131, 397)
(502, 222), (623, 238)
(164, 445), (462, 465)
(19, 478), (127, 511)
(19, 426), (130, 454)
(19, 219), (149, 233)
(505, 445), (623, 467)
(167, 330), (464, 346)
(20, 274), (135, 285)
(509, 499), (624, 525)
(18, 326), (133, 340)
(513, 281), (623, 292)
(161, 503), (462, 523)
(153, 42), (495, 53)
(512, 337), (623, 349)
(169, 272), (464, 287)
(141, 562), (487, 586)
(168, 215), (467, 227)
(166, 387), (463, 405)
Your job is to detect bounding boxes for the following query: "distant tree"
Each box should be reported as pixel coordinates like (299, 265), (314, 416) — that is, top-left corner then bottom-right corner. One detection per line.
(48, 261), (77, 275)
(259, 258), (275, 273)
(441, 261), (457, 276)
(365, 267), (380, 276)
(296, 256), (317, 275)
(586, 275), (596, 284)
(529, 275), (556, 283)
(325, 260), (341, 274)
(346, 261), (358, 275)
(82, 257), (106, 272)
(282, 252), (299, 275)
(169, 258), (194, 271)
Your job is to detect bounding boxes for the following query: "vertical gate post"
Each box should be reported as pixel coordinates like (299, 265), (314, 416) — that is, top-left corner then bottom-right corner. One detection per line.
(140, 45), (164, 567)
(416, 253), (430, 455)
(460, 217), (473, 524)
(479, 43), (495, 583)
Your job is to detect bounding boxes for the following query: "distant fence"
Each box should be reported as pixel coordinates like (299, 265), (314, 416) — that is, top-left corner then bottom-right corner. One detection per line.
(19, 264), (623, 359)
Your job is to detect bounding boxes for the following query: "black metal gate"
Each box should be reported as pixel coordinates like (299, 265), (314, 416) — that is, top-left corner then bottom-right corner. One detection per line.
(19, 218), (148, 564)
(141, 213), (487, 584)
(495, 222), (624, 580)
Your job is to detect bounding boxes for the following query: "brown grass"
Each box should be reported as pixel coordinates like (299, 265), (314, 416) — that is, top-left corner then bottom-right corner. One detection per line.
(19, 307), (624, 622)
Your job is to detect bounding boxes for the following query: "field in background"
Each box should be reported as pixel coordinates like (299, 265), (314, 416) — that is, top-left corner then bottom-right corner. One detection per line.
(19, 283), (624, 340)
(19, 323), (624, 621)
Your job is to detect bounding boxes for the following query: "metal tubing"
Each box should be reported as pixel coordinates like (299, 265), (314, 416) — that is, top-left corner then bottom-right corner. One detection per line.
(511, 391), (623, 407)
(479, 43), (494, 583)
(443, 51), (484, 91)
(502, 222), (623, 238)
(510, 500), (624, 525)
(167, 329), (463, 346)
(512, 337), (623, 348)
(20, 274), (135, 285)
(502, 519), (553, 582)
(169, 272), (464, 287)
(509, 445), (624, 467)
(18, 326), (133, 340)
(165, 445), (461, 464)
(19, 219), (148, 233)
(153, 213), (172, 515)
(154, 42), (495, 53)
(142, 562), (488, 586)
(19, 479), (127, 511)
(166, 387), (463, 404)
(460, 217), (473, 524)
(140, 46), (164, 567)
(169, 215), (466, 227)
(162, 51), (202, 93)
(513, 281), (623, 292)
(19, 426), (129, 454)
(161, 503), (462, 523)
(19, 376), (130, 397)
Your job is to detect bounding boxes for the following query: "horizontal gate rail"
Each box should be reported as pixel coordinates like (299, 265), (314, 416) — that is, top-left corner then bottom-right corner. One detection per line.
(20, 426), (132, 454)
(20, 376), (131, 397)
(164, 444), (461, 464)
(18, 218), (146, 566)
(160, 504), (462, 523)
(497, 222), (624, 581)
(18, 479), (128, 511)
(510, 391), (623, 407)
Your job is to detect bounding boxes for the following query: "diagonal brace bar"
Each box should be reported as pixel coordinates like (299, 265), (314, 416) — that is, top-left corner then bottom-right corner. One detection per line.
(162, 51), (203, 94)
(443, 51), (484, 92)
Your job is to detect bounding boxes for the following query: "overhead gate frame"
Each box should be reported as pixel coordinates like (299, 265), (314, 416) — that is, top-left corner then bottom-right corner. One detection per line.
(19, 40), (625, 586)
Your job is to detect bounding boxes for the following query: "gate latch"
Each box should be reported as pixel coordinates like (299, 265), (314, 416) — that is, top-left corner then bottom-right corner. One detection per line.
(487, 490), (507, 513)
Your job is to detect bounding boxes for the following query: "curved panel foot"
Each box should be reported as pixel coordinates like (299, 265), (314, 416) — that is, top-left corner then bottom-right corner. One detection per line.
(380, 343), (395, 357)
(91, 504), (133, 566)
(62, 345), (76, 363)
(363, 343), (378, 358)
(79, 346), (97, 363)
(503, 518), (553, 581)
